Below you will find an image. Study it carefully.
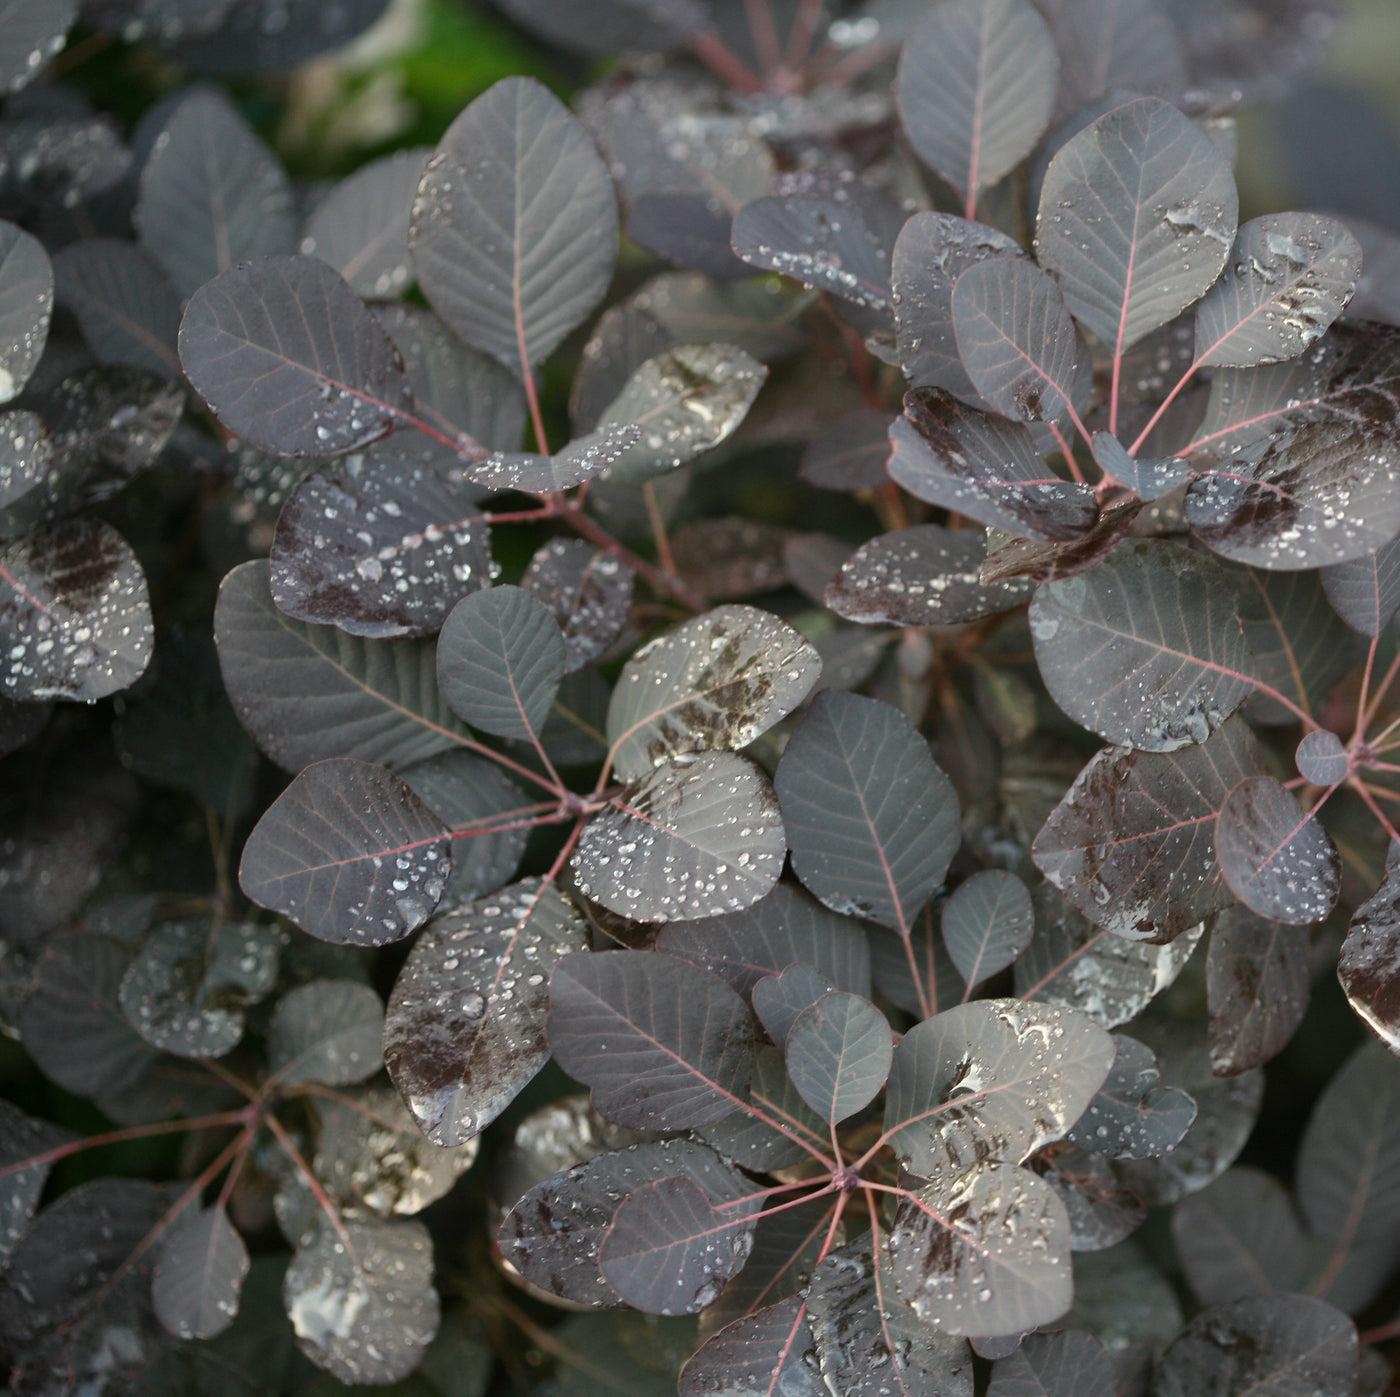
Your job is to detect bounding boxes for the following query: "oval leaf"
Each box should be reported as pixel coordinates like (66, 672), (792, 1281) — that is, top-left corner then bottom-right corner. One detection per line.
(1338, 863), (1400, 1053)
(0, 221), (52, 402)
(941, 869), (1035, 989)
(521, 538), (633, 672)
(785, 992), (892, 1124)
(987, 1329), (1117, 1397)
(1320, 535), (1400, 636)
(752, 964), (835, 1048)
(152, 1204), (249, 1340)
(1207, 906), (1312, 1075)
(268, 979), (384, 1087)
(1066, 1034), (1196, 1159)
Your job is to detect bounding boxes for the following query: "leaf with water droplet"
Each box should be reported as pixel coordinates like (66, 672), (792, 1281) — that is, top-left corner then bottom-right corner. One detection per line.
(470, 424), (644, 493)
(135, 87), (294, 299)
(785, 991), (891, 1125)
(179, 255), (412, 457)
(1089, 431), (1191, 501)
(384, 877), (586, 1145)
(679, 1293), (822, 1397)
(240, 757), (451, 946)
(606, 603), (819, 781)
(411, 77), (617, 376)
(1338, 861), (1400, 1054)
(890, 389), (1098, 542)
(979, 498), (1145, 586)
(1066, 1033), (1196, 1159)
(270, 439), (490, 639)
(1206, 905), (1311, 1077)
(0, 1100), (71, 1268)
(0, 221), (51, 403)
(0, 0), (77, 98)
(153, 1203), (249, 1341)
(521, 539), (634, 673)
(284, 1215), (439, 1385)
(1195, 213), (1360, 368)
(1033, 716), (1262, 942)
(1037, 96), (1237, 354)
(776, 689), (961, 932)
(1035, 1138), (1147, 1251)
(898, 0), (1057, 206)
(268, 978), (383, 1087)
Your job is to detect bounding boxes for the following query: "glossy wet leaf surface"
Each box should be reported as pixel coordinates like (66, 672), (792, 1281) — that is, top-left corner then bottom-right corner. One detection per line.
(0, 220), (51, 402)
(776, 689), (960, 931)
(152, 1203), (249, 1340)
(1207, 906), (1311, 1075)
(521, 539), (633, 672)
(1338, 858), (1400, 1052)
(268, 978), (383, 1087)
(941, 869), (1035, 990)
(1088, 430), (1191, 500)
(606, 603), (820, 782)
(1066, 1033), (1195, 1158)
(240, 757), (451, 946)
(411, 76), (617, 375)
(0, 1100), (70, 1268)
(385, 877), (586, 1145)
(679, 1294), (821, 1397)
(468, 423), (642, 493)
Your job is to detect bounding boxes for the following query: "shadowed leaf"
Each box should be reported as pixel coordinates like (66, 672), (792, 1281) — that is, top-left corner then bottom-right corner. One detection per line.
(1036, 96), (1237, 353)
(385, 878), (587, 1145)
(411, 77), (617, 375)
(179, 256), (412, 457)
(493, 0), (705, 53)
(268, 978), (383, 1087)
(979, 497), (1145, 585)
(0, 1), (75, 97)
(680, 1295), (821, 1397)
(987, 1328), (1116, 1397)
(1321, 535), (1400, 636)
(1089, 431), (1191, 500)
(1207, 906), (1311, 1075)
(0, 1101), (70, 1268)
(240, 757), (451, 946)
(941, 869), (1035, 989)
(1044, 0), (1185, 122)
(153, 1204), (249, 1340)
(871, 905), (967, 1019)
(776, 689), (960, 931)
(1067, 1034), (1196, 1158)
(752, 965), (834, 1048)
(699, 1046), (828, 1169)
(799, 410), (894, 490)
(786, 992), (892, 1124)
(521, 539), (633, 672)
(0, 221), (52, 402)
(1339, 860), (1400, 1053)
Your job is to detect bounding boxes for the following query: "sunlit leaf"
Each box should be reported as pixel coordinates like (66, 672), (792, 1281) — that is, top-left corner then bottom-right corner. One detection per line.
(385, 878), (586, 1145)
(548, 948), (754, 1129)
(941, 869), (1035, 989)
(135, 87), (295, 299)
(785, 991), (891, 1124)
(153, 1204), (249, 1340)
(1066, 1034), (1195, 1159)
(1036, 96), (1237, 353)
(890, 390), (1098, 542)
(521, 539), (633, 673)
(0, 221), (51, 402)
(179, 256), (412, 457)
(1195, 213), (1361, 368)
(411, 76), (617, 375)
(284, 1216), (438, 1384)
(1030, 538), (1258, 751)
(775, 689), (960, 931)
(606, 603), (820, 782)
(1032, 716), (1261, 942)
(1207, 906), (1311, 1076)
(268, 978), (383, 1087)
(897, 0), (1058, 205)
(987, 1328), (1117, 1397)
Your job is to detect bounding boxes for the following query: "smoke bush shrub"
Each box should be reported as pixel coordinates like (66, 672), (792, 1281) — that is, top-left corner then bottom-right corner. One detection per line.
(0, 0), (1398, 1392)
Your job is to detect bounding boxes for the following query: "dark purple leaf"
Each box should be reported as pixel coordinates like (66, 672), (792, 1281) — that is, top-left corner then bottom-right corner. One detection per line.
(892, 212), (1026, 395)
(1195, 213), (1361, 368)
(1036, 96), (1237, 353)
(1014, 884), (1204, 1028)
(752, 964), (834, 1048)
(827, 524), (1033, 627)
(680, 1296), (821, 1397)
(0, 518), (152, 702)
(655, 882), (871, 1001)
(1044, 0), (1185, 121)
(1189, 337), (1336, 457)
(1030, 538), (1258, 751)
(1154, 1294), (1356, 1397)
(284, 1216), (438, 1384)
(152, 1204), (249, 1340)
(521, 539), (633, 673)
(1295, 1042), (1400, 1312)
(548, 948), (754, 1130)
(941, 868), (1034, 989)
(730, 175), (905, 311)
(168, 0), (389, 75)
(492, 0), (707, 55)
(952, 258), (1080, 423)
(0, 409), (48, 517)
(134, 87), (295, 299)
(436, 585), (564, 741)
(1066, 1033), (1196, 1159)
(571, 301), (675, 436)
(411, 77), (617, 375)
(1032, 715), (1262, 942)
(271, 441), (490, 639)
(1295, 730), (1348, 786)
(987, 1328), (1117, 1397)
(239, 757), (450, 945)
(672, 517), (790, 602)
(1207, 905), (1312, 1076)
(268, 978), (383, 1087)
(0, 692), (46, 756)
(1338, 860), (1400, 1053)
(785, 991), (891, 1124)
(885, 997), (1115, 1175)
(1088, 431), (1191, 500)
(1215, 775), (1339, 924)
(1036, 1140), (1147, 1251)
(81, 0), (233, 42)
(978, 497), (1144, 585)
(799, 410), (894, 491)
(51, 237), (181, 380)
(498, 1138), (751, 1309)
(0, 1100), (70, 1267)
(775, 689), (960, 932)
(871, 904), (967, 1019)
(18, 933), (157, 1097)
(1186, 420), (1400, 571)
(1162, 0), (1340, 95)
(384, 877), (587, 1145)
(1321, 535), (1400, 636)
(629, 193), (750, 281)
(888, 1163), (1073, 1336)
(890, 390), (1098, 542)
(215, 560), (471, 772)
(573, 753), (786, 921)
(0, 220), (51, 402)
(605, 603), (820, 782)
(897, 0), (1058, 206)
(1172, 1166), (1316, 1305)
(0, 0), (76, 96)
(302, 147), (432, 300)
(472, 424), (643, 493)
(599, 1174), (760, 1315)
(699, 1046), (828, 1169)
(180, 256), (413, 457)
(808, 1235), (975, 1391)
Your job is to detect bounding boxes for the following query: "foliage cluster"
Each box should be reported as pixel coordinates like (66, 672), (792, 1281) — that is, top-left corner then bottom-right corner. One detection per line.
(0, 0), (1399, 1394)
